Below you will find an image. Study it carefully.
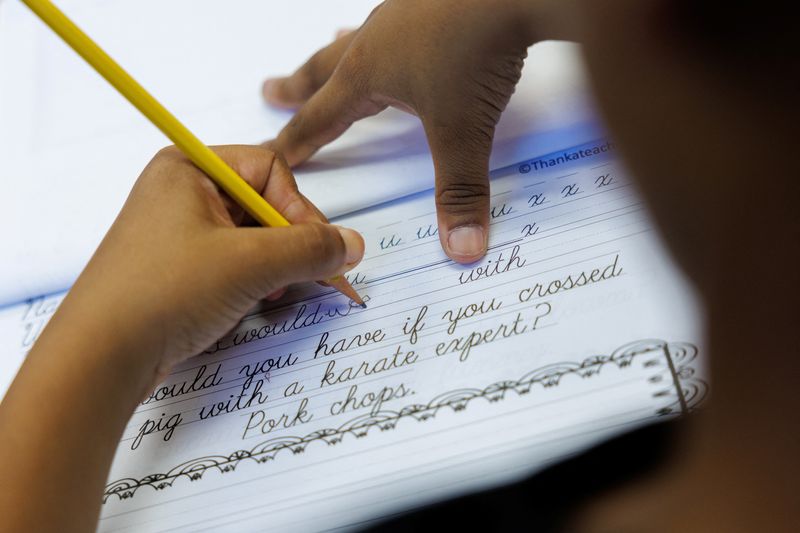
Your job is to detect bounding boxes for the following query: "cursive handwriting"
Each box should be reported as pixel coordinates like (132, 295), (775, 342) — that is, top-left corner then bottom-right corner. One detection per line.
(379, 234), (404, 250)
(142, 364), (222, 405)
(240, 354), (297, 389)
(198, 379), (268, 420)
(528, 193), (546, 207)
(330, 382), (413, 416)
(518, 254), (622, 303)
(131, 412), (183, 451)
(416, 224), (438, 240)
(242, 397), (313, 439)
(320, 346), (418, 387)
(205, 303), (355, 354)
(435, 312), (529, 362)
(442, 298), (503, 335)
(490, 203), (514, 219)
(401, 306), (428, 345)
(458, 245), (526, 285)
(314, 329), (386, 359)
(345, 271), (367, 285)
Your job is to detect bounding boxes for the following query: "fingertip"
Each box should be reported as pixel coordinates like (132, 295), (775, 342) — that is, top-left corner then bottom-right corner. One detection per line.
(261, 138), (298, 167)
(262, 78), (294, 109)
(262, 78), (276, 101)
(445, 225), (487, 264)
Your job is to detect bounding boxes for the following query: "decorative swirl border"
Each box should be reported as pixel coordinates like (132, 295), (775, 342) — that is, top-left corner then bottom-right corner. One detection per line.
(103, 339), (704, 502)
(650, 341), (709, 416)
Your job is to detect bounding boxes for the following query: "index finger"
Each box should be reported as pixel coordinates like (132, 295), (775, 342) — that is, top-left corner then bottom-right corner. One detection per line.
(269, 73), (386, 167)
(209, 145), (328, 226)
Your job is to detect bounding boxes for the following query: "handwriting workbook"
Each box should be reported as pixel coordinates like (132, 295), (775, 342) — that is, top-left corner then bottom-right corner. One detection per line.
(0, 140), (706, 531)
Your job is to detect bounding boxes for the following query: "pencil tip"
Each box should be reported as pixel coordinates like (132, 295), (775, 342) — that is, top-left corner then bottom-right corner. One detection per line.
(326, 275), (366, 308)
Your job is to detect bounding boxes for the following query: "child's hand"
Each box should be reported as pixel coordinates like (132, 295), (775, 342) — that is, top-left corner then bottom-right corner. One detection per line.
(58, 144), (364, 390)
(262, 0), (559, 263)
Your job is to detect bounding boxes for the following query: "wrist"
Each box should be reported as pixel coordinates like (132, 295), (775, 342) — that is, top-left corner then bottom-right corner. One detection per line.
(1, 289), (159, 530)
(32, 289), (162, 410)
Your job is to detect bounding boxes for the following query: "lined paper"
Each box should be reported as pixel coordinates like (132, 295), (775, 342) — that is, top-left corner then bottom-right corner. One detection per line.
(0, 140), (705, 532)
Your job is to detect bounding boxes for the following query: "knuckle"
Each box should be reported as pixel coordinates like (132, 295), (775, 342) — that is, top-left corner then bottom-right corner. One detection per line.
(236, 147), (276, 185)
(436, 180), (490, 212)
(473, 57), (524, 104)
(336, 45), (369, 87)
(456, 110), (498, 144)
(467, 95), (505, 132)
(337, 45), (361, 73)
(144, 145), (191, 186)
(154, 144), (183, 161)
(297, 54), (325, 98)
(260, 146), (278, 159)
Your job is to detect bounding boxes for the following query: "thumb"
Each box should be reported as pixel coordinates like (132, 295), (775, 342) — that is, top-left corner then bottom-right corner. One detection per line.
(423, 118), (493, 264)
(222, 223), (365, 297)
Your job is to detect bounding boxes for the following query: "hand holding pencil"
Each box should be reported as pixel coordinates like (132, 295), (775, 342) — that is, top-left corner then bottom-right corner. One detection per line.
(74, 144), (364, 379)
(20, 0), (365, 306)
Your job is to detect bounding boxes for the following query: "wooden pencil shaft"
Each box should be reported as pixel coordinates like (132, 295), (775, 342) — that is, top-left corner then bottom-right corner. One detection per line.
(20, 0), (289, 228)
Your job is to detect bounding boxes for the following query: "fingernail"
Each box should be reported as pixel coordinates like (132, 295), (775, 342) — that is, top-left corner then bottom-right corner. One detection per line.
(266, 287), (287, 301)
(337, 227), (365, 266)
(447, 225), (486, 261)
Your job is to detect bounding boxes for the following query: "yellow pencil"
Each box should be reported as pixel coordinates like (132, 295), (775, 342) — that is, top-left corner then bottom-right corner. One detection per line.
(21, 0), (364, 307)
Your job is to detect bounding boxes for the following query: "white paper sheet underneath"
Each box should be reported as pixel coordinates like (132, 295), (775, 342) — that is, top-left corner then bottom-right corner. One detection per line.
(0, 139), (706, 532)
(0, 0), (597, 306)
